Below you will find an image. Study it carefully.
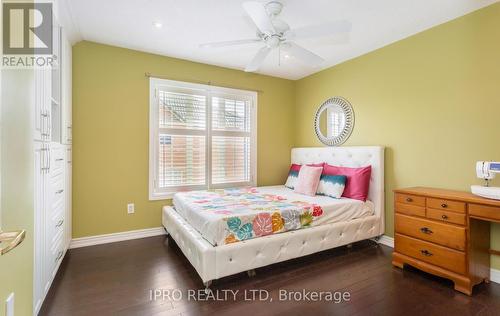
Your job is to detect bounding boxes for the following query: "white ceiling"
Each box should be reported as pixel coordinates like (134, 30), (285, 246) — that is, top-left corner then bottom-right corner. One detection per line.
(63, 0), (498, 80)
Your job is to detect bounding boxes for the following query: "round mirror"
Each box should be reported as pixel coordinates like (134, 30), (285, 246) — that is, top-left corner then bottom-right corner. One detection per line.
(314, 97), (354, 146)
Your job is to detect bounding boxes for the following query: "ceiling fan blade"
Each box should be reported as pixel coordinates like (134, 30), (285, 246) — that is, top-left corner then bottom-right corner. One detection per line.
(242, 1), (276, 35)
(285, 21), (352, 40)
(282, 42), (325, 65)
(200, 39), (261, 48)
(245, 46), (271, 72)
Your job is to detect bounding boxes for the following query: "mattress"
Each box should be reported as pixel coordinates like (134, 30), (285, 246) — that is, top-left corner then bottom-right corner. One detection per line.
(172, 185), (374, 246)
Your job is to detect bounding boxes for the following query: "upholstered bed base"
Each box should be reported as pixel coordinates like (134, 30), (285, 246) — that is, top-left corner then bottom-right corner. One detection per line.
(163, 206), (383, 284)
(162, 146), (385, 285)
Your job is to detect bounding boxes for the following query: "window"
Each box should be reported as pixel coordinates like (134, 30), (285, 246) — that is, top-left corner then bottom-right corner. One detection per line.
(149, 78), (257, 200)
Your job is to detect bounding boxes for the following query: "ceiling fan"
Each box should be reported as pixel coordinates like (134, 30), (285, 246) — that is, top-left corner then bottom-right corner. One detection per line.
(200, 1), (352, 72)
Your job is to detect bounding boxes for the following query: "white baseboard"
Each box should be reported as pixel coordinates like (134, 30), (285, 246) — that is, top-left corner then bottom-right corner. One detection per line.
(70, 227), (167, 249)
(490, 268), (500, 284)
(378, 235), (394, 248)
(378, 235), (500, 284)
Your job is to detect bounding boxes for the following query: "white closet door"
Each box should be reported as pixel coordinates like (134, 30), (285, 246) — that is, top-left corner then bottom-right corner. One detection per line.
(33, 141), (48, 314)
(64, 146), (72, 248)
(34, 70), (43, 141)
(61, 32), (72, 144)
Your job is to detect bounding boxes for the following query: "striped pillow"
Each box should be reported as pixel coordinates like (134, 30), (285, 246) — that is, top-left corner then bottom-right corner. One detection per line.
(316, 174), (347, 199)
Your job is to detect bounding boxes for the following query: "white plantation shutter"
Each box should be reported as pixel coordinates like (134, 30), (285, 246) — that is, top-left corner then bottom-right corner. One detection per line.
(159, 90), (206, 130)
(211, 96), (250, 132)
(158, 134), (206, 187)
(156, 87), (207, 191)
(211, 94), (252, 185)
(150, 79), (257, 199)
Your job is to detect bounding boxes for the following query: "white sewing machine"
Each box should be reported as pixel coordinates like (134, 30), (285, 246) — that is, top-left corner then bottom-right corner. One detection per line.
(471, 161), (500, 200)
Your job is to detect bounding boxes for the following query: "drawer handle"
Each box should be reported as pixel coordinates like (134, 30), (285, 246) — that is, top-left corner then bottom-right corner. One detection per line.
(56, 219), (64, 228)
(406, 197), (413, 202)
(55, 251), (63, 262)
(420, 250), (433, 257)
(420, 227), (433, 234)
(441, 214), (448, 220)
(55, 158), (64, 162)
(55, 189), (64, 194)
(441, 203), (448, 208)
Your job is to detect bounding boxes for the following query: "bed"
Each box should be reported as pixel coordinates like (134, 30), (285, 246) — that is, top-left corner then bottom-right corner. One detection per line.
(162, 146), (385, 288)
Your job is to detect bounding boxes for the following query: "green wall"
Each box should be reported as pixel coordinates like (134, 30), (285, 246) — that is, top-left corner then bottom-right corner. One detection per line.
(294, 3), (500, 268)
(72, 41), (295, 238)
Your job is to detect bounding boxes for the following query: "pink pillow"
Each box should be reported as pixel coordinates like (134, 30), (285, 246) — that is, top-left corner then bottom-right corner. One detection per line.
(323, 164), (372, 201)
(289, 163), (324, 171)
(294, 166), (323, 196)
(285, 163), (324, 190)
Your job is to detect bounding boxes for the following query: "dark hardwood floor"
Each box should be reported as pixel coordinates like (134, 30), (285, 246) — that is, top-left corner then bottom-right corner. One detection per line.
(40, 235), (500, 316)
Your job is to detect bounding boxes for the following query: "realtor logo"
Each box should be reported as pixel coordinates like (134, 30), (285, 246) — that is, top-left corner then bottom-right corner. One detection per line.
(3, 2), (53, 55)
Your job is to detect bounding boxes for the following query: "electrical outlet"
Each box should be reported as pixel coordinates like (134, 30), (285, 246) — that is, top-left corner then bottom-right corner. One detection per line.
(127, 203), (135, 214)
(6, 293), (14, 316)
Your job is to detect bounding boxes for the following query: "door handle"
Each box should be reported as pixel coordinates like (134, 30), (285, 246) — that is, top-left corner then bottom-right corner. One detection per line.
(41, 145), (49, 172)
(55, 250), (63, 262)
(0, 230), (26, 255)
(47, 147), (51, 172)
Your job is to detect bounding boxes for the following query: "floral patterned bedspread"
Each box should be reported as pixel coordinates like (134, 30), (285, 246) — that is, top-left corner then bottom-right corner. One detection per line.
(173, 187), (324, 245)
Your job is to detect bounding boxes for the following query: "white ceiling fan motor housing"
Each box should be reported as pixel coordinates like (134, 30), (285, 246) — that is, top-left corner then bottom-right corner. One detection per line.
(265, 1), (283, 16)
(265, 2), (289, 35)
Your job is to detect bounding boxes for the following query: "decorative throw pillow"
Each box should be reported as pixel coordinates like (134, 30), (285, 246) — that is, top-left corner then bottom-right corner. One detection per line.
(284, 164), (301, 189)
(284, 163), (324, 189)
(316, 174), (347, 199)
(323, 164), (372, 201)
(294, 165), (323, 196)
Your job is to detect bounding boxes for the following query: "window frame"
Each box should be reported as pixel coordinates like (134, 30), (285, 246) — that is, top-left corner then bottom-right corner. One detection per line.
(149, 78), (257, 200)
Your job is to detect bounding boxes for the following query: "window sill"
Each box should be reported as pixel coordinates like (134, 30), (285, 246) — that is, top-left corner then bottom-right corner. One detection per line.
(149, 192), (175, 201)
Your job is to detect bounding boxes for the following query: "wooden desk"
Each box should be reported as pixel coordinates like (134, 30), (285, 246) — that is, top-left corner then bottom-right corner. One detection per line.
(392, 186), (500, 295)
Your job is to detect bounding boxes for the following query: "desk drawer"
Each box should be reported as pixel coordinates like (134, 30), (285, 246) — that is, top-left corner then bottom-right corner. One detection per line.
(469, 204), (500, 223)
(395, 202), (425, 217)
(427, 208), (466, 226)
(395, 233), (466, 275)
(395, 214), (466, 251)
(427, 198), (465, 213)
(395, 193), (426, 207)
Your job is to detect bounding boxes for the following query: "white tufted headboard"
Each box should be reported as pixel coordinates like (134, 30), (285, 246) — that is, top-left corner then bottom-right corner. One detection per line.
(291, 146), (385, 232)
